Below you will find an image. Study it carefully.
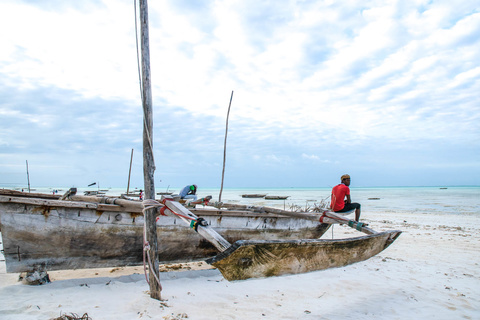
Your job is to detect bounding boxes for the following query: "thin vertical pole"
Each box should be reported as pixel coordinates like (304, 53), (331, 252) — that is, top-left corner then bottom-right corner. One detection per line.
(139, 0), (161, 300)
(127, 148), (134, 194)
(26, 160), (31, 193)
(219, 91), (233, 202)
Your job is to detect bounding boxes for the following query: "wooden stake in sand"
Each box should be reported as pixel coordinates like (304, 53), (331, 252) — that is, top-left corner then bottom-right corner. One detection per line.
(138, 0), (161, 300)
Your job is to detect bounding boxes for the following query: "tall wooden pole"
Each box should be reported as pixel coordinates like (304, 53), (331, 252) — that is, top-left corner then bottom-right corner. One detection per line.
(127, 148), (134, 194)
(139, 0), (161, 300)
(26, 160), (31, 193)
(219, 91), (233, 202)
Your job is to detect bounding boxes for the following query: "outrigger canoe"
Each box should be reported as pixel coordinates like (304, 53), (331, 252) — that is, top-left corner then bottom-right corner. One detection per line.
(241, 194), (267, 198)
(0, 188), (401, 281)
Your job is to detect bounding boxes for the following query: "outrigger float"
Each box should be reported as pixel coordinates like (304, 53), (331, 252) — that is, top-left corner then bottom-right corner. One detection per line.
(0, 188), (401, 281)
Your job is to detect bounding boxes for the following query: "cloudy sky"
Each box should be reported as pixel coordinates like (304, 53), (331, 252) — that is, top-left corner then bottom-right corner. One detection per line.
(0, 0), (479, 190)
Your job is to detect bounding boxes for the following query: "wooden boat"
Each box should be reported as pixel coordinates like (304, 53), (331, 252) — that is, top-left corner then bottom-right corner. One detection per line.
(121, 193), (141, 197)
(84, 191), (106, 196)
(264, 195), (289, 200)
(241, 194), (267, 198)
(0, 188), (401, 281)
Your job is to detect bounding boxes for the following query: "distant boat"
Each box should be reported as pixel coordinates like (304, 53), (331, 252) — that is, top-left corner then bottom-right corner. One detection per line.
(83, 190), (105, 196)
(122, 192), (141, 197)
(241, 194), (267, 198)
(440, 187), (448, 189)
(264, 195), (289, 200)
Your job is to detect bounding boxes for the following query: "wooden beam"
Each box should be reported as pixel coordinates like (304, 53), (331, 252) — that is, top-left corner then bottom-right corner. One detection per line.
(209, 202), (376, 235)
(162, 199), (231, 252)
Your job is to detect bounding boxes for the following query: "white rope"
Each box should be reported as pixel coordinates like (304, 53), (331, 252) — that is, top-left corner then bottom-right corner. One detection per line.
(141, 199), (163, 288)
(142, 199), (163, 212)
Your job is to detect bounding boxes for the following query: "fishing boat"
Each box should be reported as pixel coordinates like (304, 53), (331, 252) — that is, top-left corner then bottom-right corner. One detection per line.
(84, 190), (106, 196)
(241, 194), (267, 198)
(264, 195), (289, 200)
(0, 188), (401, 281)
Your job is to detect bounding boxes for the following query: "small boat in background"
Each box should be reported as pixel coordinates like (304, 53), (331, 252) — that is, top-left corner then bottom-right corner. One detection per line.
(265, 195), (289, 200)
(83, 190), (106, 196)
(241, 194), (267, 198)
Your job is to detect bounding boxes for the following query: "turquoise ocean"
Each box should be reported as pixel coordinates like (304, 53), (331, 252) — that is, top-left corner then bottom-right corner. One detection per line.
(23, 186), (480, 216)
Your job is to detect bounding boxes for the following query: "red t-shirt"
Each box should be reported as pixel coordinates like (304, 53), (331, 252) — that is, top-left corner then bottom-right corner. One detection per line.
(331, 184), (350, 211)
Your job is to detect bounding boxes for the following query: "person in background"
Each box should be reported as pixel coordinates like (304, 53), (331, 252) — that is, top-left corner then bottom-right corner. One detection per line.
(139, 189), (143, 200)
(179, 184), (198, 200)
(330, 174), (361, 221)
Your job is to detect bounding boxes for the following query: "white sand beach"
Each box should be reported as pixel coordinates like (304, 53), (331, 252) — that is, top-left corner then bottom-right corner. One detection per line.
(1, 209), (479, 320)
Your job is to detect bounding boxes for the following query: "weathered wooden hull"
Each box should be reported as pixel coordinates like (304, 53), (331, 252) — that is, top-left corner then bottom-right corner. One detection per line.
(0, 196), (328, 273)
(207, 230), (401, 280)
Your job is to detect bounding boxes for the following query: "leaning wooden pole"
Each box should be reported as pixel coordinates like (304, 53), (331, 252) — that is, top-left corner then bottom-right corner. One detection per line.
(126, 148), (134, 194)
(219, 91), (233, 202)
(26, 160), (31, 193)
(139, 0), (161, 300)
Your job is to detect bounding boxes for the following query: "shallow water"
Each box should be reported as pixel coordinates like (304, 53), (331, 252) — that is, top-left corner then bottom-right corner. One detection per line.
(24, 186), (480, 215)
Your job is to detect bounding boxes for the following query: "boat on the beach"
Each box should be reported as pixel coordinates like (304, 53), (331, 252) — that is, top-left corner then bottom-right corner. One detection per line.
(0, 188), (401, 281)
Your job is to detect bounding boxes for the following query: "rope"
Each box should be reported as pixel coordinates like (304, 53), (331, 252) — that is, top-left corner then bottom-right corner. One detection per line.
(159, 198), (197, 221)
(141, 199), (163, 289)
(140, 199), (200, 287)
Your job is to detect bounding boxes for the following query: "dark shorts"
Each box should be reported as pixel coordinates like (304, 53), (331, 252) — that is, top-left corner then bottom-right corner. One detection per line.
(335, 202), (361, 213)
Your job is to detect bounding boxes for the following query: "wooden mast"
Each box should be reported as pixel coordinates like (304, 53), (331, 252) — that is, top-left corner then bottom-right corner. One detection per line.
(139, 0), (161, 300)
(26, 160), (31, 193)
(219, 91), (233, 202)
(126, 148), (134, 194)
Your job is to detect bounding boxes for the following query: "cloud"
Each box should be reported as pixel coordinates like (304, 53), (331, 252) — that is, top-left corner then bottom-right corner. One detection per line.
(0, 0), (479, 188)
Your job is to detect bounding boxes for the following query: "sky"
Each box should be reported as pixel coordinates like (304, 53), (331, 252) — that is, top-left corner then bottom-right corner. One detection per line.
(0, 0), (479, 190)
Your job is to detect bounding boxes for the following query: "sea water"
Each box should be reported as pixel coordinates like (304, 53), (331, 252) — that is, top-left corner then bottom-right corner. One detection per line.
(25, 186), (480, 216)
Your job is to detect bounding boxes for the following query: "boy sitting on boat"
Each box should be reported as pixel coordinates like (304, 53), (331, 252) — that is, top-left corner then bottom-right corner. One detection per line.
(331, 174), (362, 222)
